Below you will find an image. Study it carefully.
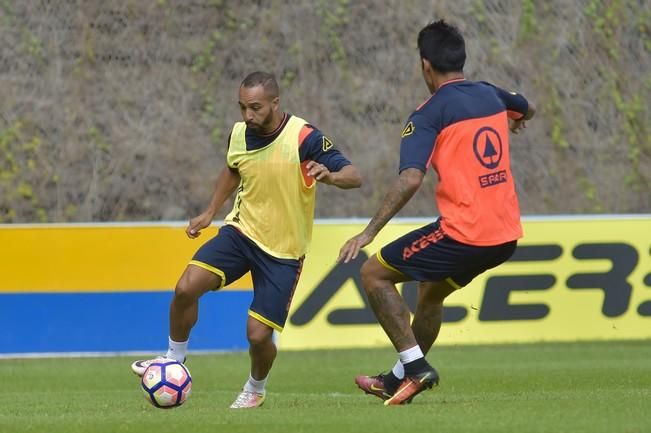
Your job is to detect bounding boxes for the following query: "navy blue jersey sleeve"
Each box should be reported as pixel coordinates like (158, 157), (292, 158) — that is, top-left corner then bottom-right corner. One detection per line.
(298, 125), (351, 171)
(483, 82), (529, 119)
(399, 112), (439, 173)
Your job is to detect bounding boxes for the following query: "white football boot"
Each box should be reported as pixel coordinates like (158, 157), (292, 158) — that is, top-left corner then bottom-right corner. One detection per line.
(131, 357), (185, 377)
(229, 390), (266, 409)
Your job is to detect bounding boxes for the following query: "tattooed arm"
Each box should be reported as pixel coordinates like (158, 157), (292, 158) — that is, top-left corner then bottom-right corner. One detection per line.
(338, 168), (424, 263)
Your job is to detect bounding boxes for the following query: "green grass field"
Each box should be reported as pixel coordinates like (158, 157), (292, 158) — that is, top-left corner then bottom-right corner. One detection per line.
(1, 340), (649, 433)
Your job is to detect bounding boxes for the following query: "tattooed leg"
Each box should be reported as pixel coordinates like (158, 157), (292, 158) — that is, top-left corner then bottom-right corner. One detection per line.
(360, 256), (416, 351)
(411, 280), (456, 354)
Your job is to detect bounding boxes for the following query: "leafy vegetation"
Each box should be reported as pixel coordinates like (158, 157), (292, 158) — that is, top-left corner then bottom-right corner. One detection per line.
(0, 0), (648, 222)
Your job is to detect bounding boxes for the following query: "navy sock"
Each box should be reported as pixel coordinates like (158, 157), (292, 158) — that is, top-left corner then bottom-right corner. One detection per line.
(403, 358), (430, 376)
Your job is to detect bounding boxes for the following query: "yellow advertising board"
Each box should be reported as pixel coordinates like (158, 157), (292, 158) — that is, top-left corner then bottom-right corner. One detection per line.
(278, 217), (651, 349)
(0, 223), (251, 292)
(1, 217), (649, 354)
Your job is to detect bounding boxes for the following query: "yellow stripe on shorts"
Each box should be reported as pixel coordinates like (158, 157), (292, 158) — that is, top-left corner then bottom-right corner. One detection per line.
(376, 250), (406, 276)
(248, 310), (283, 332)
(188, 260), (226, 290)
(445, 277), (462, 290)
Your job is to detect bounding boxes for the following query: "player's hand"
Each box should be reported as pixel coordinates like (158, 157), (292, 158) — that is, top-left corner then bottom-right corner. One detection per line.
(186, 212), (213, 239)
(305, 161), (334, 184)
(509, 118), (527, 134)
(338, 232), (374, 264)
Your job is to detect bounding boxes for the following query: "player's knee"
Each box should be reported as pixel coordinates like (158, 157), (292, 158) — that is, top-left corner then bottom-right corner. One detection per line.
(174, 277), (203, 302)
(360, 259), (380, 292)
(247, 327), (273, 347)
(174, 268), (220, 302)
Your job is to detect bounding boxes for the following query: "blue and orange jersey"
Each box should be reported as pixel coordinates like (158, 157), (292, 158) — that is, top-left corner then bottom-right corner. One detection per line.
(399, 79), (529, 246)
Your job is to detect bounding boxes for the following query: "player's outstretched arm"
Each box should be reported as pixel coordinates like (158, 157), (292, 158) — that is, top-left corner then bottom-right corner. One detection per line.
(338, 168), (424, 263)
(305, 161), (362, 189)
(186, 166), (241, 239)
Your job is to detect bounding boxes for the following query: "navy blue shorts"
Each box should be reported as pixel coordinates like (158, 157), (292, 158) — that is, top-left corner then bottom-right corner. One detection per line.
(378, 220), (516, 289)
(190, 224), (303, 332)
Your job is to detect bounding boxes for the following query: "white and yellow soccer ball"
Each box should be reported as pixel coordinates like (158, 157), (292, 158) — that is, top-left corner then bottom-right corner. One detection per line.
(141, 359), (192, 408)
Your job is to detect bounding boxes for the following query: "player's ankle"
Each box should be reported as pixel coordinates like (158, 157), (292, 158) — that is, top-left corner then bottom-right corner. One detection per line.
(403, 357), (430, 376)
(243, 374), (268, 394)
(165, 336), (188, 362)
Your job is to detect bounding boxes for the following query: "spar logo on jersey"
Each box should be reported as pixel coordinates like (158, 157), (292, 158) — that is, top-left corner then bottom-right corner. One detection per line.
(473, 126), (508, 188)
(473, 126), (503, 169)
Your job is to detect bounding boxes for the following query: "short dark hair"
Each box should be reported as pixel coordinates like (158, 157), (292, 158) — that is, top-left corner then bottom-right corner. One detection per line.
(417, 20), (466, 73)
(241, 71), (279, 98)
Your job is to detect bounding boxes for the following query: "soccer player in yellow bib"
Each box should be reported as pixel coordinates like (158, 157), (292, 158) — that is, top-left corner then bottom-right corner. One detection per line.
(131, 71), (362, 408)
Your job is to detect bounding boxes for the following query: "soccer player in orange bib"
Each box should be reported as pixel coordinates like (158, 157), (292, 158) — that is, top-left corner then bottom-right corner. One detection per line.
(132, 71), (362, 408)
(338, 20), (535, 405)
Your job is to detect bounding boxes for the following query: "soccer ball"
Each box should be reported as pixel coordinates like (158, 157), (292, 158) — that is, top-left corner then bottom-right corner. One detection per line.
(141, 359), (192, 408)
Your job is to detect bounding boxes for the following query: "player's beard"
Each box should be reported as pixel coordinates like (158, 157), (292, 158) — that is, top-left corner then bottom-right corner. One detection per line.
(246, 109), (275, 134)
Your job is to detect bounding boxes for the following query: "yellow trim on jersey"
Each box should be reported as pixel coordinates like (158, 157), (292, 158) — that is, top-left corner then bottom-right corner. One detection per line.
(445, 277), (462, 290)
(248, 309), (283, 332)
(376, 250), (406, 276)
(188, 260), (226, 290)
